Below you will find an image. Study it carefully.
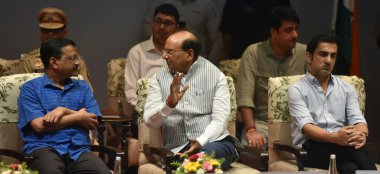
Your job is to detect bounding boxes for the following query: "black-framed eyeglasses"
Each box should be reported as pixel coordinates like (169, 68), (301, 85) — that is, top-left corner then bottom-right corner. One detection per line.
(163, 49), (186, 56)
(153, 18), (176, 27)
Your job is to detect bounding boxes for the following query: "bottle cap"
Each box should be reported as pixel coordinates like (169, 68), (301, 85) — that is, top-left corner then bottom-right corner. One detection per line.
(116, 156), (121, 160)
(330, 154), (336, 159)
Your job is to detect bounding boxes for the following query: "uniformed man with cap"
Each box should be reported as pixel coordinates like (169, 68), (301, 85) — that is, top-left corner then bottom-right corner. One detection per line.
(19, 7), (92, 88)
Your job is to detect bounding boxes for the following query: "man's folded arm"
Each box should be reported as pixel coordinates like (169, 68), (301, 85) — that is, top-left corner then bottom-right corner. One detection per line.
(30, 108), (98, 134)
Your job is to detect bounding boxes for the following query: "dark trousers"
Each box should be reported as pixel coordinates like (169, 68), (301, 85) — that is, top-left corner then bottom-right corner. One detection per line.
(179, 136), (238, 170)
(28, 147), (111, 174)
(303, 140), (377, 174)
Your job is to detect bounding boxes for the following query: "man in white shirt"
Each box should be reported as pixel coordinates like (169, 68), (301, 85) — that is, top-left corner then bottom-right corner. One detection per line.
(143, 30), (237, 170)
(143, 0), (225, 64)
(124, 3), (180, 107)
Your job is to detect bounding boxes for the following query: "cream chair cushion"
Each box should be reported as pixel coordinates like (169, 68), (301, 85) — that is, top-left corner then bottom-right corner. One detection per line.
(0, 73), (43, 123)
(0, 58), (24, 77)
(106, 58), (126, 97)
(268, 75), (366, 171)
(0, 73), (43, 163)
(136, 78), (163, 167)
(218, 59), (241, 84)
(106, 58), (135, 116)
(218, 59), (242, 123)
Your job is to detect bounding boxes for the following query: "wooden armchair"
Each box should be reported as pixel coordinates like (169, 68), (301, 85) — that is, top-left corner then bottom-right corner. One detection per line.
(89, 145), (117, 170)
(267, 75), (380, 171)
(135, 76), (260, 174)
(0, 149), (25, 163)
(0, 73), (43, 163)
(103, 58), (140, 171)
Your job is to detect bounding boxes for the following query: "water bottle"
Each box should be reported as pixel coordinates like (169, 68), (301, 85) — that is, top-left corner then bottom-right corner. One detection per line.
(113, 156), (122, 174)
(328, 154), (337, 174)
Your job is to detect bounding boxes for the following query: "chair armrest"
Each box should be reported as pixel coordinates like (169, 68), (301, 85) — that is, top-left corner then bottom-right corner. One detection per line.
(89, 145), (117, 170)
(0, 149), (25, 163)
(273, 140), (308, 171)
(142, 144), (175, 174)
(235, 145), (268, 171)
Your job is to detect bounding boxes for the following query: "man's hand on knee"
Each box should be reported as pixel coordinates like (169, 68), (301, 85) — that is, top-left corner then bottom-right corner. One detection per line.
(334, 126), (355, 146)
(245, 128), (266, 150)
(348, 128), (367, 149)
(178, 139), (201, 157)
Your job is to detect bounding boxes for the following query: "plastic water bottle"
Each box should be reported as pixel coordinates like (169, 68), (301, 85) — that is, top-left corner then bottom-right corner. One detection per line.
(328, 154), (337, 174)
(113, 156), (122, 174)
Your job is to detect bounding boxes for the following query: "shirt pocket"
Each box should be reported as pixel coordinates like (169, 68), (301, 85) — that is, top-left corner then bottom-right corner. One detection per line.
(40, 95), (60, 113)
(189, 87), (215, 113)
(67, 96), (85, 110)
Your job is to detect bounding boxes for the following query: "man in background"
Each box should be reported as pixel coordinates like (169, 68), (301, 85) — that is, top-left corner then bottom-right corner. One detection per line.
(219, 0), (291, 59)
(124, 3), (180, 108)
(143, 0), (225, 65)
(19, 7), (92, 88)
(237, 7), (307, 149)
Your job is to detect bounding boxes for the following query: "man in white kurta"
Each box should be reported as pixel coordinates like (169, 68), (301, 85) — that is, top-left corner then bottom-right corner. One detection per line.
(144, 31), (237, 170)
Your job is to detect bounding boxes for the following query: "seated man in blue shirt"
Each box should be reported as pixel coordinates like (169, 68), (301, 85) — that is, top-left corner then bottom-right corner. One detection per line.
(288, 34), (376, 173)
(17, 38), (110, 174)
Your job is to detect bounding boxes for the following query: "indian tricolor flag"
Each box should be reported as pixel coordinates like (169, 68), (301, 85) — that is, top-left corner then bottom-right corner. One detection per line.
(331, 0), (360, 76)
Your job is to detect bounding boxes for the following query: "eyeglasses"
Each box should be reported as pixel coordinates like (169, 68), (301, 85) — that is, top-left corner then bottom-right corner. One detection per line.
(163, 49), (185, 56)
(61, 55), (79, 62)
(153, 18), (176, 27)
